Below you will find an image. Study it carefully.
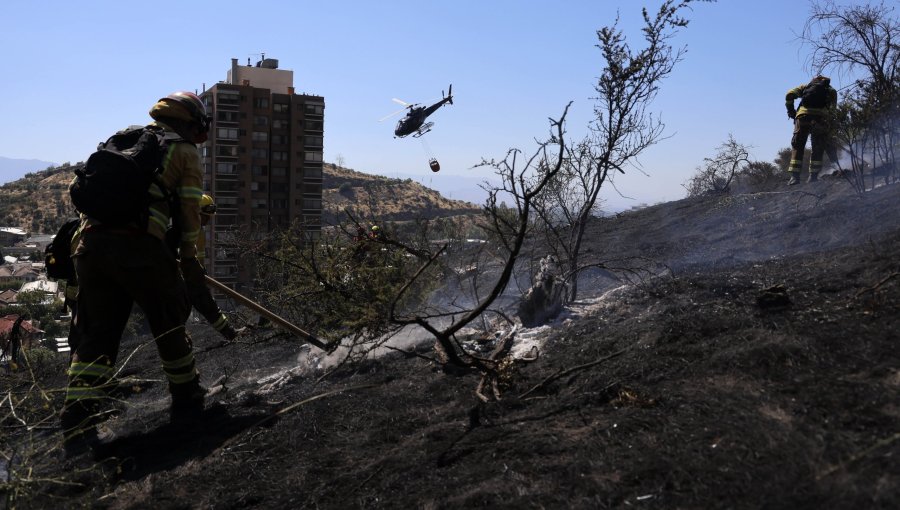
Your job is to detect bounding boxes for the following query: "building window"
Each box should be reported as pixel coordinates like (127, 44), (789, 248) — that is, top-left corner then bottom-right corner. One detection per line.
(217, 127), (239, 140)
(304, 135), (323, 147)
(254, 116), (268, 126)
(215, 215), (236, 226)
(216, 180), (239, 192)
(272, 167), (287, 176)
(252, 199), (267, 209)
(272, 119), (285, 129)
(217, 146), (239, 157)
(303, 198), (322, 210)
(272, 183), (288, 192)
(254, 98), (269, 108)
(272, 135), (288, 145)
(273, 103), (289, 113)
(251, 148), (268, 159)
(273, 151), (288, 161)
(217, 90), (240, 105)
(304, 151), (323, 162)
(216, 162), (237, 174)
(217, 110), (240, 122)
(304, 167), (323, 178)
(304, 104), (324, 115)
(252, 131), (268, 142)
(306, 120), (324, 131)
(252, 165), (268, 176)
(303, 183), (321, 194)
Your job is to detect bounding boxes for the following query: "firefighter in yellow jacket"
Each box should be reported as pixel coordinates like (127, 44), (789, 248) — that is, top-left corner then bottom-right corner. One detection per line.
(785, 75), (839, 185)
(61, 91), (209, 451)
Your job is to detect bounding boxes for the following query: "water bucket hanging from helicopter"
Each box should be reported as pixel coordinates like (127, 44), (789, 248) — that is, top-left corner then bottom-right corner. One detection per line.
(420, 137), (440, 172)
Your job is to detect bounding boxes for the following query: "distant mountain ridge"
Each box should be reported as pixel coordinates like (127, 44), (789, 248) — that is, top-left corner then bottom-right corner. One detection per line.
(0, 156), (58, 185)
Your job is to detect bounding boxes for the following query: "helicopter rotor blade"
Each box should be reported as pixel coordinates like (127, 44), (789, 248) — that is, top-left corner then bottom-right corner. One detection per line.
(392, 98), (411, 107)
(379, 107), (407, 122)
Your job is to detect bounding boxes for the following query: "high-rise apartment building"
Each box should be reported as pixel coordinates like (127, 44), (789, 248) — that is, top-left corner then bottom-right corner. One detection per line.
(198, 57), (324, 292)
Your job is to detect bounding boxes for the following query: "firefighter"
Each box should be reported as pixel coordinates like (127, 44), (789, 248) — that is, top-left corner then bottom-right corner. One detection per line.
(6, 315), (27, 373)
(185, 194), (245, 341)
(61, 91), (209, 453)
(369, 225), (384, 242)
(785, 75), (839, 185)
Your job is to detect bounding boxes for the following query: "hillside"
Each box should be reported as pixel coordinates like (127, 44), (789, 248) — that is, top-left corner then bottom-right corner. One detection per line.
(2, 177), (899, 509)
(321, 164), (481, 224)
(0, 163), (481, 235)
(0, 165), (76, 233)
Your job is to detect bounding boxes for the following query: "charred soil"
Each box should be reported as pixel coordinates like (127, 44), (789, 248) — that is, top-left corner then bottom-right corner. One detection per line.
(3, 178), (899, 509)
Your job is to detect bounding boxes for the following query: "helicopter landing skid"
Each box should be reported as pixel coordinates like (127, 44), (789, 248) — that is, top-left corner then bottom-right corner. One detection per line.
(413, 122), (434, 138)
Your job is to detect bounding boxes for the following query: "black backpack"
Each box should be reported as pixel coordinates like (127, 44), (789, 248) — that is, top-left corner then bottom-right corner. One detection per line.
(69, 126), (179, 228)
(45, 218), (80, 280)
(799, 78), (830, 109)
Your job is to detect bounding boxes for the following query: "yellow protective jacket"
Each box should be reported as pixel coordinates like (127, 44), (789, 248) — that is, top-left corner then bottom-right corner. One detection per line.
(80, 121), (203, 260)
(785, 83), (837, 118)
(147, 121), (203, 260)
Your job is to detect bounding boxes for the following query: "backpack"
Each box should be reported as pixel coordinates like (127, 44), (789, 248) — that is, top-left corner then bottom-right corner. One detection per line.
(799, 78), (830, 109)
(69, 126), (179, 228)
(45, 218), (80, 281)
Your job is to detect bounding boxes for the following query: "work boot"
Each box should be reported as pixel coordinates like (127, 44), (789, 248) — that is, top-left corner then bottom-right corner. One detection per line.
(60, 402), (101, 458)
(220, 323), (247, 341)
(807, 172), (818, 183)
(787, 173), (801, 186)
(170, 378), (206, 424)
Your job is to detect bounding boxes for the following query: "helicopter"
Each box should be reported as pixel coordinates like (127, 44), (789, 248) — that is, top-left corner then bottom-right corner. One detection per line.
(383, 85), (453, 138)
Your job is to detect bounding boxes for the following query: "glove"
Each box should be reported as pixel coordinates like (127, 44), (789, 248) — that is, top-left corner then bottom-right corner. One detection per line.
(220, 323), (247, 341)
(180, 256), (205, 284)
(787, 108), (796, 120)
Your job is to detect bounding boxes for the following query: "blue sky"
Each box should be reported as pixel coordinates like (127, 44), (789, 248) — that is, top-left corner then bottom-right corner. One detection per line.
(0, 1), (869, 210)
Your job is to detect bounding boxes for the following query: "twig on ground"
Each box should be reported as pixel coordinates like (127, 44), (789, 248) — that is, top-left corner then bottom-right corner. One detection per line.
(851, 271), (899, 302)
(219, 383), (380, 450)
(816, 432), (900, 480)
(519, 347), (628, 399)
(4, 391), (27, 427)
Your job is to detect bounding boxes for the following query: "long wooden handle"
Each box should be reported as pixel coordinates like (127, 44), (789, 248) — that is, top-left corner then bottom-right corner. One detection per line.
(204, 275), (328, 351)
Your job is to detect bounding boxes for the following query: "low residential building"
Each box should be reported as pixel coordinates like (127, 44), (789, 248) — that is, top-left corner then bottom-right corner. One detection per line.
(0, 228), (27, 247)
(12, 265), (39, 283)
(0, 289), (17, 306)
(22, 234), (53, 253)
(19, 279), (59, 304)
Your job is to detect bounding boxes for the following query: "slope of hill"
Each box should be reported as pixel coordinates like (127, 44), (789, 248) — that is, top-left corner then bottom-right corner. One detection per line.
(3, 178), (899, 509)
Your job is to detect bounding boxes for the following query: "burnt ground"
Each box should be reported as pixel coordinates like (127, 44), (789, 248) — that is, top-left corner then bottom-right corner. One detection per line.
(2, 177), (899, 509)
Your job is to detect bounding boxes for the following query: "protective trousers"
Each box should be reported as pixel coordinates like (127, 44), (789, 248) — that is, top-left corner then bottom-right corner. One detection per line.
(63, 230), (198, 428)
(185, 270), (230, 332)
(789, 115), (838, 175)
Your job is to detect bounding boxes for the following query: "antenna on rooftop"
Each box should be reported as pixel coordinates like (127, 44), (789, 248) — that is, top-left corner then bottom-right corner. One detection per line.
(248, 52), (266, 67)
